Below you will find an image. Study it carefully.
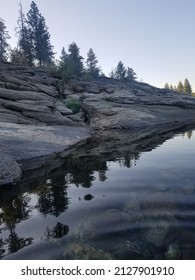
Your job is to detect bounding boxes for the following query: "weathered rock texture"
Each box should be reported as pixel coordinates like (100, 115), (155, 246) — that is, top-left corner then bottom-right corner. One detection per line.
(0, 153), (22, 186)
(0, 62), (84, 126)
(65, 79), (195, 130)
(1, 61), (195, 187)
(0, 62), (90, 186)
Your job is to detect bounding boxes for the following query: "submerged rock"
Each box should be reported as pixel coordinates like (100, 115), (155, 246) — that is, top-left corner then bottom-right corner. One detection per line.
(142, 214), (178, 247)
(153, 183), (169, 192)
(180, 185), (195, 194)
(76, 209), (131, 240)
(123, 195), (141, 215)
(164, 243), (181, 259)
(114, 240), (160, 260)
(64, 242), (113, 260)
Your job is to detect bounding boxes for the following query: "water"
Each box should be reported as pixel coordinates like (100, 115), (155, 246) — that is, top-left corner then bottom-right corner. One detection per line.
(1, 128), (195, 259)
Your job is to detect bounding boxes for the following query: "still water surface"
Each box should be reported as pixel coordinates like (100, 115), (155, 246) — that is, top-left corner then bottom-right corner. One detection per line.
(1, 129), (195, 259)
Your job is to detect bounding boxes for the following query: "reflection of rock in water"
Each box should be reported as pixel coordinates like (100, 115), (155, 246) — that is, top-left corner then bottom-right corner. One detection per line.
(63, 242), (113, 260)
(42, 222), (69, 241)
(53, 222), (69, 238)
(84, 194), (94, 201)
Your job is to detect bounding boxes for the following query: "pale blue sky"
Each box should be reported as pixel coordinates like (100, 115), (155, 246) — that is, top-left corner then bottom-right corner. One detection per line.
(1, 0), (195, 90)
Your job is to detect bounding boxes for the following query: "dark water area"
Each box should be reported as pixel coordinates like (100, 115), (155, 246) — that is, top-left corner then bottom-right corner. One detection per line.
(1, 128), (195, 260)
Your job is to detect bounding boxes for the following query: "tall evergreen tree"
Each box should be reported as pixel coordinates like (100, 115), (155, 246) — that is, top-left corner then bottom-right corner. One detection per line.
(16, 2), (34, 65)
(109, 68), (115, 78)
(111, 61), (137, 81)
(59, 47), (67, 65)
(10, 47), (25, 64)
(114, 61), (126, 80)
(0, 18), (10, 61)
(164, 82), (169, 89)
(183, 78), (192, 95)
(68, 42), (83, 77)
(58, 47), (73, 88)
(126, 67), (137, 81)
(86, 48), (99, 77)
(170, 84), (174, 90)
(27, 1), (54, 66)
(177, 81), (184, 93)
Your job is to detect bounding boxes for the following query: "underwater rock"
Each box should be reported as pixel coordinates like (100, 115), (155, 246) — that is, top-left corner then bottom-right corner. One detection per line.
(142, 192), (177, 212)
(63, 242), (113, 260)
(164, 243), (181, 259)
(114, 240), (160, 260)
(180, 185), (195, 194)
(142, 214), (178, 247)
(123, 195), (141, 215)
(153, 183), (169, 192)
(76, 209), (131, 239)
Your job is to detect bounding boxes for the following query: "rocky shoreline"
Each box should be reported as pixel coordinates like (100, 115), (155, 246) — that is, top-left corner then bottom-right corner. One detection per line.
(1, 61), (195, 187)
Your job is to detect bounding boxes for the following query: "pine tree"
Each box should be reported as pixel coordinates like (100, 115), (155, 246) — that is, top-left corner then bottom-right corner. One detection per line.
(68, 42), (83, 77)
(16, 2), (34, 65)
(109, 68), (115, 78)
(86, 48), (99, 77)
(115, 61), (126, 80)
(0, 18), (10, 61)
(164, 82), (169, 89)
(177, 81), (184, 93)
(59, 47), (67, 65)
(183, 78), (192, 95)
(10, 47), (25, 64)
(58, 47), (73, 86)
(27, 1), (54, 66)
(126, 67), (137, 81)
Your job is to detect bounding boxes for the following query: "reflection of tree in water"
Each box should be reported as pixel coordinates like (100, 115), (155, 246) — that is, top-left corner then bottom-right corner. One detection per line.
(64, 151), (140, 187)
(98, 170), (107, 182)
(0, 194), (31, 229)
(118, 151), (140, 168)
(65, 171), (95, 188)
(64, 157), (108, 188)
(5, 229), (32, 253)
(42, 222), (69, 241)
(181, 130), (193, 139)
(0, 194), (32, 256)
(36, 174), (69, 217)
(187, 130), (193, 139)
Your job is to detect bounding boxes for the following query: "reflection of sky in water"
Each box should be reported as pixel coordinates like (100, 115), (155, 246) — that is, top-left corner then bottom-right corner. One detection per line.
(103, 132), (195, 187)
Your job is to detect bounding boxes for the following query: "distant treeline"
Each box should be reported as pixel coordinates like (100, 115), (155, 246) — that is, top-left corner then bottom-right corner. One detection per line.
(164, 79), (193, 95)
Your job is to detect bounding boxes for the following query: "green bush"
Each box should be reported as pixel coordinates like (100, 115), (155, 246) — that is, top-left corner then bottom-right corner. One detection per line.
(65, 97), (81, 113)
